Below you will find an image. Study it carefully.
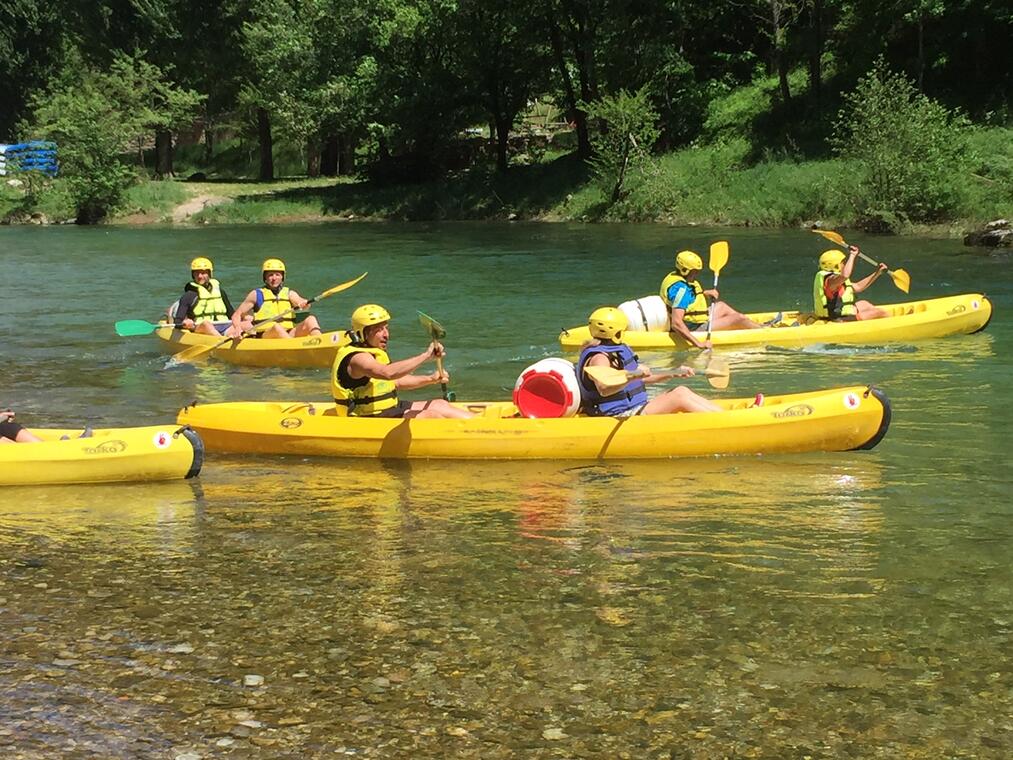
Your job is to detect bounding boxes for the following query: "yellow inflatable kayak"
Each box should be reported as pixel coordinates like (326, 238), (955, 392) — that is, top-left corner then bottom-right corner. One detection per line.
(0, 425), (204, 486)
(177, 385), (890, 460)
(154, 325), (350, 367)
(559, 293), (992, 350)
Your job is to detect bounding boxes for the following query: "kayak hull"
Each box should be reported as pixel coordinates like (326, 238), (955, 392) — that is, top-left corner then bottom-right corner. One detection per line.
(176, 386), (890, 460)
(0, 425), (204, 486)
(559, 293), (992, 350)
(154, 326), (350, 368)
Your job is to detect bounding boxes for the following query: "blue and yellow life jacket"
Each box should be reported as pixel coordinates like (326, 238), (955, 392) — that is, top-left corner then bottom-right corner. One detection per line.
(577, 343), (648, 416)
(660, 272), (709, 319)
(331, 345), (399, 417)
(253, 286), (294, 332)
(813, 269), (856, 319)
(189, 278), (228, 322)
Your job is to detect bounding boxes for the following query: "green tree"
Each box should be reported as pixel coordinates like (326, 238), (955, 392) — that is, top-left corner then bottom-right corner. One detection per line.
(830, 58), (973, 226)
(582, 87), (659, 204)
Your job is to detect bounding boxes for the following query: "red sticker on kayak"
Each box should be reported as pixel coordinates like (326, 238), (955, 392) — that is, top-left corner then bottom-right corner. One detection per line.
(152, 431), (171, 448)
(843, 393), (860, 409)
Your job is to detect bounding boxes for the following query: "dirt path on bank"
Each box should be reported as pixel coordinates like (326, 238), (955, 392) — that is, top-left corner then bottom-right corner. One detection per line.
(171, 193), (231, 223)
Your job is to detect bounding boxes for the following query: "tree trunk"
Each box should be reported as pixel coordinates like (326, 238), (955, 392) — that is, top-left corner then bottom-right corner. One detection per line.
(547, 12), (591, 159)
(203, 126), (214, 164)
(808, 0), (823, 109)
(155, 129), (173, 179)
(337, 133), (356, 176)
(257, 107), (274, 181)
(494, 115), (510, 173)
(306, 138), (321, 177)
(771, 1), (791, 105)
(321, 134), (338, 176)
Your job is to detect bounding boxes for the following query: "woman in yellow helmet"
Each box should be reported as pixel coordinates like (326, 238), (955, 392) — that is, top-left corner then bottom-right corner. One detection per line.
(231, 258), (323, 339)
(171, 256), (250, 337)
(331, 305), (474, 419)
(578, 308), (722, 415)
(660, 249), (763, 349)
(814, 246), (888, 321)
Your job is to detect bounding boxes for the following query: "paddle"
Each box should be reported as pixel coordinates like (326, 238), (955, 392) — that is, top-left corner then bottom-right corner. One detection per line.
(170, 272), (367, 365)
(704, 240), (730, 343)
(115, 318), (230, 337)
(584, 358), (730, 390)
(811, 229), (911, 293)
(417, 310), (455, 401)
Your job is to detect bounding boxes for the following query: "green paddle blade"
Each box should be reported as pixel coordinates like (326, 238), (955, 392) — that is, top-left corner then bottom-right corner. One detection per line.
(115, 319), (162, 337)
(417, 311), (446, 339)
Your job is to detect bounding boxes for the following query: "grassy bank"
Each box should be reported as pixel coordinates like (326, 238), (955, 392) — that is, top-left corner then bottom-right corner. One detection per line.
(4, 129), (1010, 235)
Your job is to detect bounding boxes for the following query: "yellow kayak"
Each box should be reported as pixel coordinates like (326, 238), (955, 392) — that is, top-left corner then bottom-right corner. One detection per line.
(176, 385), (890, 460)
(0, 425), (204, 486)
(559, 293), (992, 350)
(154, 325), (350, 368)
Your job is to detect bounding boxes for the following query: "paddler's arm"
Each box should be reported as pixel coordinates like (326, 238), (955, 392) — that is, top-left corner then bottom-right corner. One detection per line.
(230, 290), (259, 331)
(347, 342), (445, 387)
(638, 364), (694, 384)
(669, 307), (710, 350)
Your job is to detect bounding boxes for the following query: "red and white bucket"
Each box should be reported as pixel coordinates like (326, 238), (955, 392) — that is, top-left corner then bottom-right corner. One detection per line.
(512, 358), (581, 418)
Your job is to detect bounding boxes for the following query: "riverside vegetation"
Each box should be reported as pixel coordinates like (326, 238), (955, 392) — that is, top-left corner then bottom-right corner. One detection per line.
(1, 2), (1010, 235)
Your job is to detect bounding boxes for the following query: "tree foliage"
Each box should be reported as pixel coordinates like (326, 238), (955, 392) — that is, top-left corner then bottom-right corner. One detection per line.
(583, 88), (660, 204)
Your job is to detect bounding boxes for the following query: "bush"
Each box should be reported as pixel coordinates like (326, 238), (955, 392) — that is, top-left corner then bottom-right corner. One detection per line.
(582, 88), (660, 205)
(830, 58), (973, 227)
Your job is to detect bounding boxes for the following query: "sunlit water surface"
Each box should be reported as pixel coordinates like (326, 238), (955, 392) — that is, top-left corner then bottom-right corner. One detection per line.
(1, 224), (1011, 757)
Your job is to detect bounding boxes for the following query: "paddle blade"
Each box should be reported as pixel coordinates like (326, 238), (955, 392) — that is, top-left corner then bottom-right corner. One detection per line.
(583, 364), (631, 387)
(704, 356), (730, 389)
(314, 272), (368, 302)
(709, 241), (729, 275)
(417, 310), (446, 340)
(115, 319), (161, 337)
(812, 229), (847, 248)
(890, 268), (911, 293)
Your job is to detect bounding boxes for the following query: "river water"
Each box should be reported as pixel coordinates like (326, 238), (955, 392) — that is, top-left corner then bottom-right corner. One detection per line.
(1, 223), (1011, 758)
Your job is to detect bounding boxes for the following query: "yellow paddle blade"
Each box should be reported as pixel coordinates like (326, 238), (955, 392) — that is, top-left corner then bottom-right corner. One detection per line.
(812, 229), (847, 247)
(709, 240), (729, 274)
(583, 364), (632, 387)
(890, 268), (911, 293)
(171, 335), (238, 364)
(704, 356), (730, 389)
(315, 272), (368, 301)
(417, 310), (446, 339)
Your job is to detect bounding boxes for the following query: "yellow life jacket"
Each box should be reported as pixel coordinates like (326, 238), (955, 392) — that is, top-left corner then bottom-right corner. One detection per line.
(253, 286), (294, 332)
(190, 278), (228, 322)
(331, 345), (399, 417)
(813, 269), (856, 319)
(659, 272), (709, 319)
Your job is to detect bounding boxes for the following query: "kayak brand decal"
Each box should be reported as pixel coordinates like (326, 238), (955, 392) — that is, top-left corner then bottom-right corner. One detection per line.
(301, 337), (322, 346)
(85, 440), (127, 454)
(843, 393), (861, 410)
(947, 304), (967, 315)
(152, 431), (171, 449)
(280, 417), (303, 429)
(772, 404), (814, 418)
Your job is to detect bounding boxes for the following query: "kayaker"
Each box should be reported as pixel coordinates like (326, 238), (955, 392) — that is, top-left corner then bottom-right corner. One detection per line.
(171, 257), (250, 337)
(815, 247), (889, 321)
(0, 409), (42, 443)
(331, 304), (474, 419)
(230, 258), (323, 339)
(577, 308), (723, 415)
(661, 250), (763, 350)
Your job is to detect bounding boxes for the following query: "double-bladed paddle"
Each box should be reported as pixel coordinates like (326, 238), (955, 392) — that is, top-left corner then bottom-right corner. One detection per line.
(584, 356), (730, 390)
(169, 272), (368, 365)
(417, 310), (455, 401)
(811, 229), (911, 293)
(115, 318), (230, 337)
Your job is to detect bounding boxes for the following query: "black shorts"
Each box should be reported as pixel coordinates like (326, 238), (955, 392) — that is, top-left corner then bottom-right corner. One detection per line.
(359, 400), (413, 419)
(1, 420), (25, 440)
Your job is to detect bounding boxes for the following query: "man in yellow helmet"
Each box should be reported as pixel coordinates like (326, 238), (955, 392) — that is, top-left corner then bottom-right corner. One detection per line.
(577, 307), (722, 415)
(231, 258), (323, 339)
(171, 257), (250, 337)
(814, 246), (888, 321)
(331, 305), (474, 419)
(661, 249), (763, 349)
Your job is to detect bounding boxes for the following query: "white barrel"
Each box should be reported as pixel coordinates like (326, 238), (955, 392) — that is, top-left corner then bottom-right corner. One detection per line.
(618, 295), (669, 332)
(512, 358), (581, 418)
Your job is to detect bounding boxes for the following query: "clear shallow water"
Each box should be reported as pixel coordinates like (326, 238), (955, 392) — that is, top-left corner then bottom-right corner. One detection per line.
(1, 223), (1011, 757)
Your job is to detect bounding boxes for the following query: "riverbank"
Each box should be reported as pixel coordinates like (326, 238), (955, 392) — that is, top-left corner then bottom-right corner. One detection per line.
(3, 132), (1011, 238)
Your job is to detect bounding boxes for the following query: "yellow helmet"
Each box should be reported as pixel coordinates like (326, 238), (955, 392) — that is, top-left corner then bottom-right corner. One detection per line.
(675, 249), (703, 275)
(588, 307), (628, 341)
(262, 258), (286, 277)
(819, 249), (846, 272)
(190, 256), (213, 273)
(351, 304), (392, 333)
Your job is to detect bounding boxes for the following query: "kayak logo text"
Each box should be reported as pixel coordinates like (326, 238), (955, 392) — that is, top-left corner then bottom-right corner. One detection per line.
(772, 404), (814, 418)
(280, 417), (303, 429)
(85, 440), (127, 454)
